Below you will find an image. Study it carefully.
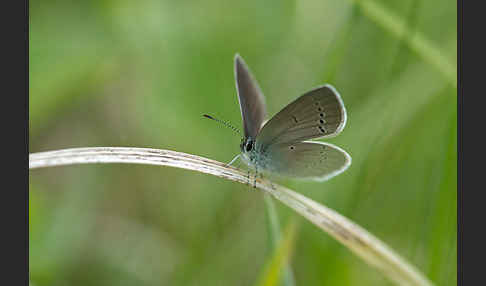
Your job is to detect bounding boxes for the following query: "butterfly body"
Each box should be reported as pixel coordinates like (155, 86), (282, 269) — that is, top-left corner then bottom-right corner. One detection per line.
(240, 137), (271, 172)
(214, 54), (351, 182)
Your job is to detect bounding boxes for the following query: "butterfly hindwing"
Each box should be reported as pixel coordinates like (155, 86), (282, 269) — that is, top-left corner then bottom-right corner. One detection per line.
(262, 141), (351, 181)
(256, 85), (346, 148)
(234, 54), (266, 139)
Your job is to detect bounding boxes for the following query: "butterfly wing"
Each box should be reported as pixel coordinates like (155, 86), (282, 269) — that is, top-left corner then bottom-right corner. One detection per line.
(263, 141), (351, 181)
(256, 85), (346, 148)
(234, 54), (266, 139)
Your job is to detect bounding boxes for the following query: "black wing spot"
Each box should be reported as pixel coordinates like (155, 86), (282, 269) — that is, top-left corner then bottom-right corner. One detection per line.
(319, 119), (324, 124)
(291, 115), (298, 123)
(318, 126), (326, 133)
(320, 113), (324, 117)
(290, 146), (295, 150)
(318, 107), (322, 111)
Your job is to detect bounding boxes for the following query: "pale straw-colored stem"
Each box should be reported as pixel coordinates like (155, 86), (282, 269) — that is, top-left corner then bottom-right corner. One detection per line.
(29, 147), (433, 286)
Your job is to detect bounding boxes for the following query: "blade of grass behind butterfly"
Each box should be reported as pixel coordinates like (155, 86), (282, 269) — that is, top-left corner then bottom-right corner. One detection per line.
(263, 195), (295, 286)
(350, 0), (456, 87)
(255, 218), (298, 286)
(322, 4), (360, 84)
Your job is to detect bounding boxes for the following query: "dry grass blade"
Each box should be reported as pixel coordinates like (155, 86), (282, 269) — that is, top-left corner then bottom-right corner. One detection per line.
(29, 147), (433, 286)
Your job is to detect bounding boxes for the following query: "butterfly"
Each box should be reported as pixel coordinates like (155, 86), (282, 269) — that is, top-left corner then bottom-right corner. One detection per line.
(205, 54), (351, 185)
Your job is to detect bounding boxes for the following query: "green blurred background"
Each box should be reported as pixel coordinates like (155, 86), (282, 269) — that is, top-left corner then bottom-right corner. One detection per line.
(29, 0), (456, 285)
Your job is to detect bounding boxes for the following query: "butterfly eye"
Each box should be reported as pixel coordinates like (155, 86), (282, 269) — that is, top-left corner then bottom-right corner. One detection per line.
(246, 141), (253, 152)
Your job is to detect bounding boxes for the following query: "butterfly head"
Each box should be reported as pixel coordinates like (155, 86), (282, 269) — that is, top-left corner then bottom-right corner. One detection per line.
(240, 137), (254, 153)
(239, 136), (270, 171)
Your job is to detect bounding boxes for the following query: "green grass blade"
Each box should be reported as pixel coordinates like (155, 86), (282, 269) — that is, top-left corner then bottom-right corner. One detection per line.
(352, 0), (456, 87)
(264, 195), (295, 286)
(255, 220), (298, 286)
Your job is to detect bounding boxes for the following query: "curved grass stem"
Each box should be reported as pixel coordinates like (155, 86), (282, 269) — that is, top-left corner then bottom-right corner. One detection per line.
(29, 147), (433, 286)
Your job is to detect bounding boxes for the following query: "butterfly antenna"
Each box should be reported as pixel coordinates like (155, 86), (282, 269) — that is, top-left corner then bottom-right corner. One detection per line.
(203, 114), (242, 137)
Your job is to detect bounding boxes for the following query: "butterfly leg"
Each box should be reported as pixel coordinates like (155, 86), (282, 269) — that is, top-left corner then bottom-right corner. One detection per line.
(234, 159), (242, 169)
(226, 154), (240, 167)
(246, 169), (255, 192)
(253, 166), (258, 189)
(247, 170), (251, 186)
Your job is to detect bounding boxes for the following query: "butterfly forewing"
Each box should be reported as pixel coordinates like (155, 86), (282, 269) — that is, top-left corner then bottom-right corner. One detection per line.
(256, 85), (346, 148)
(234, 54), (266, 139)
(263, 141), (351, 181)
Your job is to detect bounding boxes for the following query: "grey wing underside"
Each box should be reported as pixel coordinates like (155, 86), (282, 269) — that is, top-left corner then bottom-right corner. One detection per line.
(257, 85), (346, 147)
(234, 54), (266, 139)
(264, 141), (351, 181)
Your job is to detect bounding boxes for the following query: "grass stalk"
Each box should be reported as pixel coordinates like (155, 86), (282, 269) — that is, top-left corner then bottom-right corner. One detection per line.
(30, 147), (434, 286)
(352, 0), (456, 87)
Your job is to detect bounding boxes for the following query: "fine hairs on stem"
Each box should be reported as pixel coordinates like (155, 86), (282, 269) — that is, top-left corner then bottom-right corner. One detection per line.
(29, 147), (434, 286)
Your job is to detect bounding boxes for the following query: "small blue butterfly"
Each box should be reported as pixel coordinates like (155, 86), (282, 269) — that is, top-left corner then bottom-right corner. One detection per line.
(205, 54), (351, 184)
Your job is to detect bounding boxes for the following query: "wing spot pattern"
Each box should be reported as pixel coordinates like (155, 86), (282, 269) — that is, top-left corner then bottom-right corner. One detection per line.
(258, 89), (345, 146)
